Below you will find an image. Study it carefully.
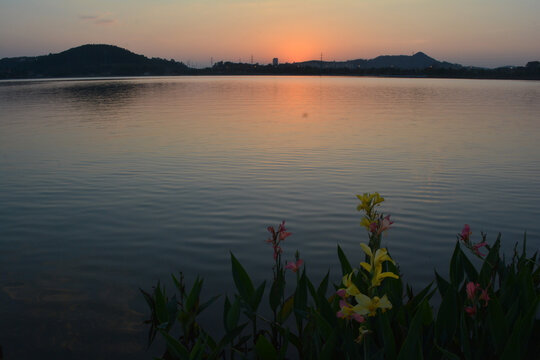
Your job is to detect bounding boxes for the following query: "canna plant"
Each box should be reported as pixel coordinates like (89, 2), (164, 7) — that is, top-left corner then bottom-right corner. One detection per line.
(142, 193), (540, 359)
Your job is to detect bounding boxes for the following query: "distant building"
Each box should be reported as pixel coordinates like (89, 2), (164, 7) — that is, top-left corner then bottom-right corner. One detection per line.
(272, 58), (278, 66)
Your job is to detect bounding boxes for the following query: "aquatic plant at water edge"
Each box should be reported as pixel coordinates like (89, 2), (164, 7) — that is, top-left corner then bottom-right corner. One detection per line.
(141, 193), (540, 359)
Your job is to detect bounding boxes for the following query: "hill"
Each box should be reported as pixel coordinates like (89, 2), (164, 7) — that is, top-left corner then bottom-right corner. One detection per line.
(0, 44), (189, 78)
(296, 52), (462, 70)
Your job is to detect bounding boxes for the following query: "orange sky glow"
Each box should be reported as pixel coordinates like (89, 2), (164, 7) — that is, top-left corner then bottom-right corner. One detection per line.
(0, 0), (539, 68)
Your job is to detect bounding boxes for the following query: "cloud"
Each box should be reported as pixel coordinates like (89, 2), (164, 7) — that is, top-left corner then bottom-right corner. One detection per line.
(78, 13), (116, 26)
(79, 15), (98, 20)
(94, 18), (115, 25)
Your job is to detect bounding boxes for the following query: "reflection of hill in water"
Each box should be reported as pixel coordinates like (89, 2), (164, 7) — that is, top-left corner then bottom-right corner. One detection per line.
(60, 81), (144, 110)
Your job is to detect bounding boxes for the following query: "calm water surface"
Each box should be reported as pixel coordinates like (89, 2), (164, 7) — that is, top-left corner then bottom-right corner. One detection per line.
(1, 76), (539, 358)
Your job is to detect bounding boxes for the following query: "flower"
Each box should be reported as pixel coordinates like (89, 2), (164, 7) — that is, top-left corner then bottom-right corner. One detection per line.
(356, 192), (385, 213)
(465, 305), (477, 317)
(466, 282), (480, 300)
(361, 217), (373, 230)
(460, 224), (472, 243)
(355, 326), (371, 343)
(354, 293), (392, 317)
(273, 245), (282, 260)
(341, 273), (360, 296)
(472, 242), (487, 257)
(336, 289), (347, 298)
(337, 299), (365, 323)
(369, 221), (378, 233)
(279, 231), (292, 241)
(266, 221), (292, 260)
(378, 215), (393, 234)
(359, 243), (399, 287)
(368, 215), (394, 235)
(465, 282), (490, 316)
(284, 259), (303, 273)
(372, 267), (399, 287)
(360, 244), (395, 269)
(479, 288), (490, 306)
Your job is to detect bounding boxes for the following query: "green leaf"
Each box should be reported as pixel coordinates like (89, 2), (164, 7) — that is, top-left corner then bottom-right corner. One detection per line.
(313, 311), (333, 339)
(186, 277), (203, 312)
(294, 270), (308, 321)
(225, 298), (241, 332)
(337, 245), (353, 275)
(230, 252), (255, 302)
(189, 335), (207, 360)
(155, 283), (169, 324)
(223, 296), (231, 331)
(487, 296), (508, 354)
(199, 294), (220, 314)
(307, 277), (318, 306)
(435, 285), (458, 346)
(434, 343), (460, 360)
(269, 275), (285, 312)
(459, 311), (471, 359)
(278, 295), (294, 323)
(159, 329), (190, 360)
(251, 281), (266, 312)
(377, 312), (397, 360)
(397, 300), (429, 360)
(317, 291), (337, 327)
(317, 271), (330, 303)
(449, 242), (464, 287)
(405, 282), (434, 314)
(255, 335), (278, 360)
(460, 251), (478, 282)
(479, 236), (500, 285)
(435, 271), (450, 297)
(501, 295), (540, 359)
(278, 328), (290, 360)
(319, 329), (337, 360)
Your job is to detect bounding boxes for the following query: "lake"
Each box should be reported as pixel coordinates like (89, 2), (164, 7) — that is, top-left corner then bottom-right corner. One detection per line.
(1, 76), (539, 359)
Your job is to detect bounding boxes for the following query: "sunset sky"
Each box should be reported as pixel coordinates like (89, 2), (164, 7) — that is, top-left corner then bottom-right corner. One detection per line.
(1, 0), (538, 68)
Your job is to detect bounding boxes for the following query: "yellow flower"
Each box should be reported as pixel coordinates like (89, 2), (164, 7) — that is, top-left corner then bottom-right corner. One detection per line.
(360, 217), (372, 230)
(356, 192), (384, 213)
(360, 243), (395, 271)
(355, 326), (372, 344)
(354, 293), (393, 317)
(342, 273), (360, 296)
(360, 243), (399, 287)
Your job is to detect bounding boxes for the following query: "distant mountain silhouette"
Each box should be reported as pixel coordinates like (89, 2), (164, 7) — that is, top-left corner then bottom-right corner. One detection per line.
(0, 44), (189, 78)
(296, 52), (462, 70)
(1, 44), (538, 79)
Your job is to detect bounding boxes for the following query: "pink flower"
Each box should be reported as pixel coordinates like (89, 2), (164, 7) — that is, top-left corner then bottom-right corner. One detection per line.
(336, 289), (347, 298)
(466, 282), (480, 300)
(285, 259), (303, 273)
(378, 215), (393, 234)
(336, 299), (365, 323)
(472, 242), (487, 257)
(272, 245), (282, 260)
(352, 314), (365, 323)
(460, 224), (471, 243)
(368, 215), (393, 235)
(267, 226), (276, 237)
(279, 231), (292, 241)
(480, 288), (490, 306)
(278, 220), (287, 233)
(465, 305), (477, 317)
(337, 299), (351, 319)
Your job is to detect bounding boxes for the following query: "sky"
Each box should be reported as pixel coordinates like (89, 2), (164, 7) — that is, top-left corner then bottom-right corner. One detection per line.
(0, 0), (539, 68)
